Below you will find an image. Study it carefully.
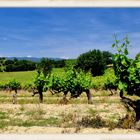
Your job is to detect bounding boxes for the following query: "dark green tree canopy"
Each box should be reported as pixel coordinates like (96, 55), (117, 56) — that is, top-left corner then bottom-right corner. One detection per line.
(102, 51), (113, 65)
(37, 58), (53, 76)
(75, 49), (112, 76)
(4, 59), (36, 72)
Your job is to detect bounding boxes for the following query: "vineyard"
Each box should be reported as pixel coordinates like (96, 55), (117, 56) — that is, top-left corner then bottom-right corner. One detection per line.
(0, 36), (140, 133)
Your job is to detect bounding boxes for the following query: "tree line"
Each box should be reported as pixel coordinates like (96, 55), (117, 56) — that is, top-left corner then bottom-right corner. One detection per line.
(0, 57), (66, 72)
(0, 50), (113, 77)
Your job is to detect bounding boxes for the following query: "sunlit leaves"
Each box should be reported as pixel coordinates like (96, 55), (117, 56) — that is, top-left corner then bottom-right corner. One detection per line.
(8, 79), (21, 92)
(34, 72), (48, 92)
(112, 35), (140, 96)
(49, 68), (92, 98)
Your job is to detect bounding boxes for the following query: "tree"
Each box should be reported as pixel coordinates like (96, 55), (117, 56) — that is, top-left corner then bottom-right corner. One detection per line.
(76, 50), (111, 76)
(4, 59), (36, 72)
(112, 35), (140, 122)
(53, 59), (66, 68)
(37, 58), (53, 76)
(102, 51), (113, 65)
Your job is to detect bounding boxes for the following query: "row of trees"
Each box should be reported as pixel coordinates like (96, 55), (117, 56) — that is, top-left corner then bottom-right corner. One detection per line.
(0, 50), (113, 76)
(0, 58), (36, 72)
(0, 58), (66, 72)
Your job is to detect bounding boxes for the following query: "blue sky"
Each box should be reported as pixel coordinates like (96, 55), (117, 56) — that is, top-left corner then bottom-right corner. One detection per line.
(0, 8), (140, 59)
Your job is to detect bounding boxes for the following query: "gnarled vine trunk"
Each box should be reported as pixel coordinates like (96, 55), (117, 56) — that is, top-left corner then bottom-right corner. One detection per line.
(120, 90), (124, 98)
(62, 92), (68, 104)
(85, 89), (93, 104)
(120, 92), (140, 122)
(39, 89), (43, 103)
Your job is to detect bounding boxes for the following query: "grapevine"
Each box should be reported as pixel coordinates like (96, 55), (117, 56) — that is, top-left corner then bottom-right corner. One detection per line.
(112, 35), (140, 121)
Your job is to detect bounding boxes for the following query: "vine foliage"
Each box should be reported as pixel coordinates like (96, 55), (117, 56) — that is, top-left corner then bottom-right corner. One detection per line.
(49, 68), (93, 104)
(112, 35), (140, 122)
(112, 35), (140, 97)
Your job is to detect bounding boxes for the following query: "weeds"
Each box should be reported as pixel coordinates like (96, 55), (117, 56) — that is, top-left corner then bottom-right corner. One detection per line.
(77, 115), (106, 128)
(117, 113), (135, 129)
(60, 112), (78, 128)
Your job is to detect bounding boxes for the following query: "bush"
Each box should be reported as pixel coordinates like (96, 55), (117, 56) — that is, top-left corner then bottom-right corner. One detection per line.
(77, 115), (106, 128)
(117, 113), (135, 129)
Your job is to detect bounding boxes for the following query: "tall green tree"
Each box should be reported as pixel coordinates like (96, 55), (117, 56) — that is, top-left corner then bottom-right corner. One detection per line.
(76, 50), (112, 76)
(103, 51), (113, 65)
(37, 58), (53, 76)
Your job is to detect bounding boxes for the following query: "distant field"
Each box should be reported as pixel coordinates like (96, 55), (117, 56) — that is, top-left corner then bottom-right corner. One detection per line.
(0, 71), (36, 85)
(0, 68), (65, 86)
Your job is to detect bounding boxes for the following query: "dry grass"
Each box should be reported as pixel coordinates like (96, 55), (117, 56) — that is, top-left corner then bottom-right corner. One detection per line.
(0, 90), (139, 134)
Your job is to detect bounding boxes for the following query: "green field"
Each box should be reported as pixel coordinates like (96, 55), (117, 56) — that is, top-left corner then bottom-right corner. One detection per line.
(0, 68), (65, 86)
(0, 71), (36, 85)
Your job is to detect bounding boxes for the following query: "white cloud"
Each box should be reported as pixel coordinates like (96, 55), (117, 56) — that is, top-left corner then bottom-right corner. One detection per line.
(60, 56), (69, 60)
(27, 55), (32, 58)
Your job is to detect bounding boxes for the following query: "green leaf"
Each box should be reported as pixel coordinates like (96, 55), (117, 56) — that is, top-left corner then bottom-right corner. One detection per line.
(124, 48), (128, 55)
(117, 48), (121, 53)
(112, 43), (115, 48)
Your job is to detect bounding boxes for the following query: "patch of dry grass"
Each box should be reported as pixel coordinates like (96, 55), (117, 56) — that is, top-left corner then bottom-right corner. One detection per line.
(0, 90), (138, 133)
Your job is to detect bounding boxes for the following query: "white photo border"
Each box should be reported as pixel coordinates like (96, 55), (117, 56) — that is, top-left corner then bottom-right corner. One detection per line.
(0, 0), (140, 140)
(0, 0), (140, 7)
